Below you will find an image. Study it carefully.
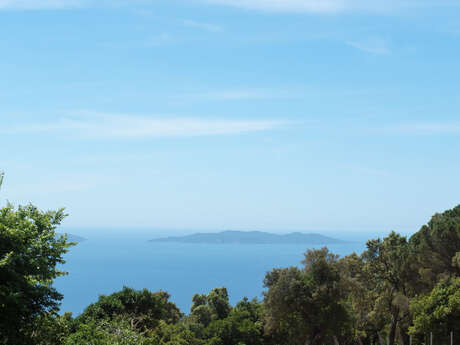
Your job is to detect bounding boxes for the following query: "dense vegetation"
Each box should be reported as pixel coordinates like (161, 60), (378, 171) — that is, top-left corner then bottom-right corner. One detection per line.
(0, 199), (459, 344)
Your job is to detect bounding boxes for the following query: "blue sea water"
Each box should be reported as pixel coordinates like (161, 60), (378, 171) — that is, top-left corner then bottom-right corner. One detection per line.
(54, 236), (366, 316)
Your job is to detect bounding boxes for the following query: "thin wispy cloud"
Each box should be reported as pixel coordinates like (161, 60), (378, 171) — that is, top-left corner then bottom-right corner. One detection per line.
(173, 88), (304, 101)
(204, 0), (345, 13)
(145, 33), (174, 47)
(0, 0), (83, 9)
(183, 20), (223, 32)
(6, 113), (284, 138)
(8, 173), (117, 197)
(387, 122), (460, 135)
(346, 38), (391, 55)
(202, 0), (460, 13)
(2, 0), (458, 12)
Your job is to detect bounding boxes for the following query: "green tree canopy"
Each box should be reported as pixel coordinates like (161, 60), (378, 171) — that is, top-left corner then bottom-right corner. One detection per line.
(409, 204), (460, 291)
(362, 232), (413, 345)
(190, 287), (232, 328)
(65, 318), (157, 345)
(77, 286), (182, 333)
(339, 253), (382, 345)
(0, 204), (73, 344)
(409, 276), (460, 343)
(202, 297), (264, 345)
(263, 248), (350, 345)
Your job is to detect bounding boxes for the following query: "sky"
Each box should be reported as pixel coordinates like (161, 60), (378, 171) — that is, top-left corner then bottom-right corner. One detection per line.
(1, 0), (459, 237)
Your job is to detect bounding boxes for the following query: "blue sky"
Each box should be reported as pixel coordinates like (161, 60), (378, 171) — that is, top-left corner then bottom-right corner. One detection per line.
(1, 0), (459, 237)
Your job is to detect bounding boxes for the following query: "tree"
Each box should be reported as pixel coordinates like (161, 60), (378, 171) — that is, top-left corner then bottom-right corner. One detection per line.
(190, 287), (232, 328)
(263, 248), (350, 345)
(186, 289), (265, 345)
(31, 312), (74, 345)
(339, 253), (383, 345)
(77, 287), (182, 333)
(409, 204), (460, 292)
(150, 320), (204, 345)
(0, 203), (73, 344)
(363, 232), (413, 345)
(65, 318), (157, 345)
(409, 276), (460, 344)
(202, 297), (264, 345)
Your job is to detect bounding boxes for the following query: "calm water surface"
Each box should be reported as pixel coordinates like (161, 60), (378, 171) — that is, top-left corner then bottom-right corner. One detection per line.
(55, 237), (366, 315)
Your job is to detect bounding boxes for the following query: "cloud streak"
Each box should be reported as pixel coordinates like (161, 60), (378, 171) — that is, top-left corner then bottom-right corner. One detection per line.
(6, 113), (284, 138)
(173, 88), (303, 101)
(183, 20), (223, 32)
(204, 0), (346, 13)
(0, 0), (83, 9)
(202, 0), (460, 13)
(346, 38), (391, 55)
(1, 0), (458, 12)
(388, 122), (460, 135)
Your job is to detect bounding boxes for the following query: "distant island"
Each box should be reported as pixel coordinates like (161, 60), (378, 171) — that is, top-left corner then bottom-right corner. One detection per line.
(149, 230), (347, 245)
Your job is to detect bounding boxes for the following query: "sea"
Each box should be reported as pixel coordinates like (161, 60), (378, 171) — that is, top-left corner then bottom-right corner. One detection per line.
(54, 231), (369, 316)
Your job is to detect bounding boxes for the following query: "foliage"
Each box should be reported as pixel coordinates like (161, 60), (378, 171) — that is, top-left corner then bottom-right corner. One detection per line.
(31, 312), (74, 345)
(65, 318), (157, 345)
(151, 321), (205, 345)
(339, 253), (382, 345)
(409, 277), (460, 342)
(77, 287), (182, 333)
(186, 288), (265, 345)
(263, 248), (351, 345)
(202, 298), (264, 345)
(362, 232), (413, 345)
(0, 204), (73, 345)
(2, 198), (460, 345)
(409, 204), (460, 292)
(190, 287), (232, 327)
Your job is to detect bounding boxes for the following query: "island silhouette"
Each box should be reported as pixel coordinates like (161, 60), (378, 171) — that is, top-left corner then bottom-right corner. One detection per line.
(150, 230), (347, 244)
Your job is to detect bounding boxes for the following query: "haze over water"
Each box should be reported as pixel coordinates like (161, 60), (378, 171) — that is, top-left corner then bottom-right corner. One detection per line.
(55, 231), (367, 315)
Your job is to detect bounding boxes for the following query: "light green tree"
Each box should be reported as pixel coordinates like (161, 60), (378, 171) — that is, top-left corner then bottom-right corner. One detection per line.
(65, 318), (157, 345)
(409, 277), (460, 344)
(339, 253), (384, 345)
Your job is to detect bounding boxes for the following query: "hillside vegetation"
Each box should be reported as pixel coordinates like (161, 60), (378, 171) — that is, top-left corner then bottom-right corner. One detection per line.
(1, 204), (459, 345)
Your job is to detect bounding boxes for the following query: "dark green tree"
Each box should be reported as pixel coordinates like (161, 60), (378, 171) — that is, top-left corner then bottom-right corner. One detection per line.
(409, 204), (460, 292)
(203, 297), (264, 345)
(190, 287), (232, 329)
(31, 312), (74, 345)
(263, 248), (350, 345)
(0, 204), (73, 344)
(77, 287), (182, 333)
(363, 232), (413, 345)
